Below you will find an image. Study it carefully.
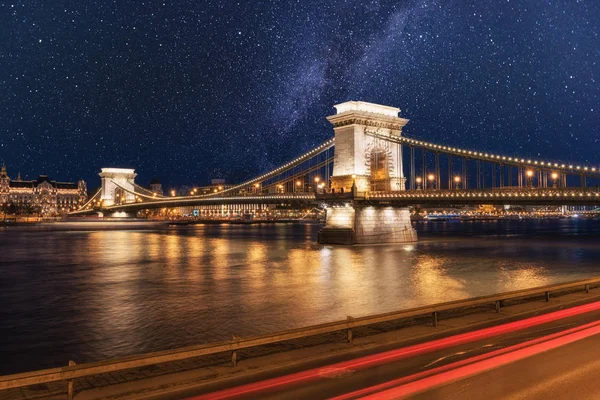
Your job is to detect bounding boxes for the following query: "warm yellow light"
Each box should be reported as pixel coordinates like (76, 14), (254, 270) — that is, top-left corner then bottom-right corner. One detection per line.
(352, 174), (356, 179)
(416, 177), (422, 183)
(551, 172), (559, 180)
(314, 177), (320, 183)
(171, 190), (176, 196)
(428, 174), (435, 181)
(526, 170), (534, 177)
(218, 186), (223, 190)
(454, 176), (461, 182)
(296, 180), (301, 186)
(254, 183), (260, 188)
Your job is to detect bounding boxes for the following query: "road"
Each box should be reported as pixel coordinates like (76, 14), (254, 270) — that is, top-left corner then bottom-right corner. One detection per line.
(408, 334), (600, 400)
(180, 302), (600, 400)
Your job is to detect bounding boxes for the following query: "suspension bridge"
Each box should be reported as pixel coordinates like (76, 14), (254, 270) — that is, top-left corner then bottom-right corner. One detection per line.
(70, 101), (600, 244)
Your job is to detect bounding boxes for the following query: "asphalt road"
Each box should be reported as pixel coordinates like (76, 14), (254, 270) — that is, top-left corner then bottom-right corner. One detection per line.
(409, 334), (600, 400)
(183, 305), (600, 400)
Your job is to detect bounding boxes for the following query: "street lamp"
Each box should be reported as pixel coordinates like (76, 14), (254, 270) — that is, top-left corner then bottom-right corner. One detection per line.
(551, 172), (559, 188)
(416, 176), (422, 190)
(526, 170), (534, 188)
(454, 176), (461, 189)
(295, 180), (302, 193)
(427, 174), (435, 190)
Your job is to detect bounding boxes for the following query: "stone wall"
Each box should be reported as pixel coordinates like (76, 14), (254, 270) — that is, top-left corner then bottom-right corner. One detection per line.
(318, 205), (417, 245)
(324, 207), (355, 228)
(354, 206), (417, 244)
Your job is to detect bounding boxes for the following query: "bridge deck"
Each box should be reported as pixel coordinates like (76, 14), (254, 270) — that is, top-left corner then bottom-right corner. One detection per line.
(70, 187), (600, 215)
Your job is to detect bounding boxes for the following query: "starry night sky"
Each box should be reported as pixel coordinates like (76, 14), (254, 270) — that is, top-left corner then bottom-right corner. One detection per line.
(0, 0), (598, 188)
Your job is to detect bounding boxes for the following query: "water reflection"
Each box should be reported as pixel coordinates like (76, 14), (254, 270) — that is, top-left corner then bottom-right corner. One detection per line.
(1, 220), (600, 374)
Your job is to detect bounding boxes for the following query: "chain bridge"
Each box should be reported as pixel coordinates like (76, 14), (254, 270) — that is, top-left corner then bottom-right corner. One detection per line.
(71, 101), (600, 244)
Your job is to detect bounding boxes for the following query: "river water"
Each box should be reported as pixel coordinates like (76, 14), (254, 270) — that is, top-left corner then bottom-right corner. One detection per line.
(2, 219), (600, 374)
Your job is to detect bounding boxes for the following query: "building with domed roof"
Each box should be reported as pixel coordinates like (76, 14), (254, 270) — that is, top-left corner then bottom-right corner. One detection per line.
(149, 177), (163, 195)
(0, 164), (87, 216)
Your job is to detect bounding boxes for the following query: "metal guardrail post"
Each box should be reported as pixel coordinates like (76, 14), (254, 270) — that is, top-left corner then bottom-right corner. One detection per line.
(67, 360), (76, 400)
(586, 284), (590, 294)
(495, 300), (501, 313)
(545, 291), (550, 302)
(231, 335), (240, 367)
(347, 316), (353, 344)
(432, 312), (438, 327)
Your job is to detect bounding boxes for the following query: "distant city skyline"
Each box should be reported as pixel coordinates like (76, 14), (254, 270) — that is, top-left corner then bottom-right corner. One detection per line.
(1, 0), (597, 187)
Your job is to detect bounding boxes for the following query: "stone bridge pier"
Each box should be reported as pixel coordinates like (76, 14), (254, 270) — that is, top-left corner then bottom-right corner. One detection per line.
(318, 101), (417, 245)
(318, 205), (417, 245)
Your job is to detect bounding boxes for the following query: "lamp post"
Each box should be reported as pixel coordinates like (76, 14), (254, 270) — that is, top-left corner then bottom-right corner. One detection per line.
(254, 183), (260, 194)
(416, 177), (422, 190)
(454, 176), (461, 189)
(295, 180), (302, 193)
(526, 170), (534, 188)
(314, 176), (320, 193)
(551, 172), (559, 188)
(428, 174), (435, 190)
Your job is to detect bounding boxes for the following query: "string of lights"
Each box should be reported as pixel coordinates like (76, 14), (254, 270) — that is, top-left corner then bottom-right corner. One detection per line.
(373, 133), (600, 177)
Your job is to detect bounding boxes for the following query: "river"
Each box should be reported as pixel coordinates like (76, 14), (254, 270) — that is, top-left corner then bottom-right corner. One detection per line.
(1, 219), (600, 374)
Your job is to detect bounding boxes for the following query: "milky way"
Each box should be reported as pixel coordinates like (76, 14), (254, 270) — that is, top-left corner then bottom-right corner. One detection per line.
(0, 0), (597, 188)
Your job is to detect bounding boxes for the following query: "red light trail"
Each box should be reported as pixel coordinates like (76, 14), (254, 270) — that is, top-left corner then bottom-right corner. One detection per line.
(187, 301), (600, 400)
(334, 319), (600, 399)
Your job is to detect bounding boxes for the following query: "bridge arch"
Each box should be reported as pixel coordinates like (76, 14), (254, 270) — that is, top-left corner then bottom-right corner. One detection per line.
(365, 139), (396, 192)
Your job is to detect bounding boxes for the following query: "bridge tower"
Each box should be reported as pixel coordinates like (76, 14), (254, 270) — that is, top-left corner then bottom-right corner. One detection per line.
(98, 168), (137, 207)
(327, 101), (409, 193)
(319, 101), (417, 245)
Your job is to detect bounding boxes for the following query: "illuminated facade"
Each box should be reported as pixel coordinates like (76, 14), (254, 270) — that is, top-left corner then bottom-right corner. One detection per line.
(327, 101), (409, 193)
(197, 179), (234, 195)
(0, 164), (87, 215)
(149, 177), (163, 195)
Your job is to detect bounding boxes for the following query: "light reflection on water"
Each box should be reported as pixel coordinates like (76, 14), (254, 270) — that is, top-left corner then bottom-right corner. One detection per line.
(1, 220), (600, 374)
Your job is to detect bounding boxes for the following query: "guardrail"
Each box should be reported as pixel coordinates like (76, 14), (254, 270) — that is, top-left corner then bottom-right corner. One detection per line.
(2, 276), (600, 399)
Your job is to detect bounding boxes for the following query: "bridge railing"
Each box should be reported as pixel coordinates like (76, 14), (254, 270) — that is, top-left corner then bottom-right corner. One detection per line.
(370, 187), (600, 198)
(2, 276), (600, 398)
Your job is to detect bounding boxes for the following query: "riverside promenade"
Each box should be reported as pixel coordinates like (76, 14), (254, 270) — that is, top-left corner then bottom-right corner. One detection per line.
(3, 278), (600, 400)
